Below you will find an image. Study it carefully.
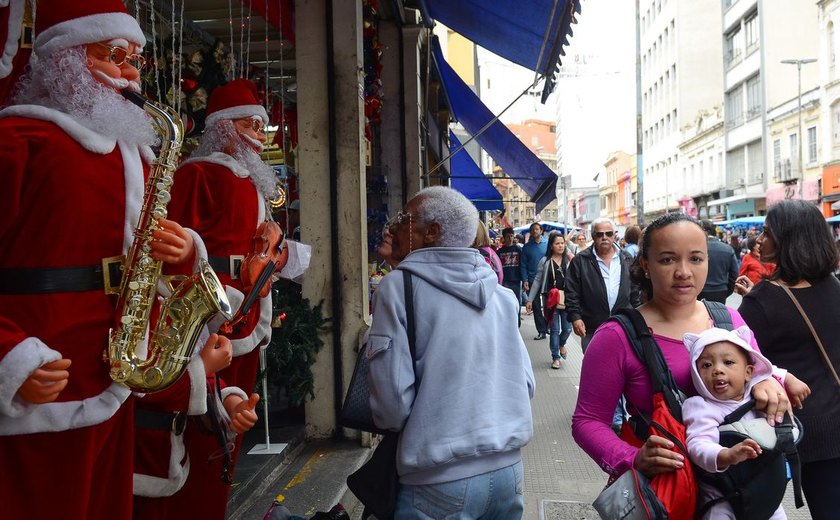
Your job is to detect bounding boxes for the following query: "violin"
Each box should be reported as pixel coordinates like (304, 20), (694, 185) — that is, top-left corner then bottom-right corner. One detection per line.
(220, 220), (289, 334)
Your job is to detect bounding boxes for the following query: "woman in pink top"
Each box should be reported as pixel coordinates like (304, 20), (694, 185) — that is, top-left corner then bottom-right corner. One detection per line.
(571, 213), (805, 483)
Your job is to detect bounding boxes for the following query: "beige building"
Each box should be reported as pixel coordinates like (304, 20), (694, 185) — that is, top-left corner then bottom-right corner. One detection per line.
(501, 119), (558, 227)
(717, 0), (819, 218)
(678, 105), (726, 220)
(640, 0), (723, 219)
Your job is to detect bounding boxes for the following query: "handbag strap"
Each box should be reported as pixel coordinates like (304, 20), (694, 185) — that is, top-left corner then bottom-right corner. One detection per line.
(402, 269), (417, 364)
(776, 282), (840, 389)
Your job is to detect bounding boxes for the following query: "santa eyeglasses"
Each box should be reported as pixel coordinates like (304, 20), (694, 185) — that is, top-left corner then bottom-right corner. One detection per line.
(235, 117), (267, 135)
(96, 43), (146, 69)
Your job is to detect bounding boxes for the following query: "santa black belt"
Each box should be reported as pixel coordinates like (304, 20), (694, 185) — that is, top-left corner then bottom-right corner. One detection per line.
(208, 255), (244, 279)
(135, 408), (187, 435)
(0, 261), (123, 295)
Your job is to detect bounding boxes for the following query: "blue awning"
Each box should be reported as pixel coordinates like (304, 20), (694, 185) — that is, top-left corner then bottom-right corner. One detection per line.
(432, 38), (558, 213)
(448, 131), (503, 211)
(416, 0), (580, 102)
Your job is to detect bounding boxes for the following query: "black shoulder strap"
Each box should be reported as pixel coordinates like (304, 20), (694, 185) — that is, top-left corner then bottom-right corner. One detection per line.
(722, 399), (756, 425)
(611, 308), (685, 421)
(702, 300), (733, 330)
(402, 270), (416, 364)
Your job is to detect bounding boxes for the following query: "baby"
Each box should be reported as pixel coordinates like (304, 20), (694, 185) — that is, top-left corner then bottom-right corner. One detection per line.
(681, 326), (785, 520)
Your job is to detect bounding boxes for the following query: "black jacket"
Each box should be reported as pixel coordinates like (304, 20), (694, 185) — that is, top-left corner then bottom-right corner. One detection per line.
(565, 246), (641, 333)
(703, 237), (739, 294)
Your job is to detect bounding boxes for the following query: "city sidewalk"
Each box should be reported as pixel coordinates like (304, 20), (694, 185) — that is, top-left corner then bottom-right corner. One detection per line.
(229, 295), (812, 519)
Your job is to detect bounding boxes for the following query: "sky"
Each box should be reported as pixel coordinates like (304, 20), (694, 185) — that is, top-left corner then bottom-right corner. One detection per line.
(476, 0), (636, 189)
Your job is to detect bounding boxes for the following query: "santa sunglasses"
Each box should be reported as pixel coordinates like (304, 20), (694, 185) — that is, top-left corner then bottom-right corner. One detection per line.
(96, 43), (146, 69)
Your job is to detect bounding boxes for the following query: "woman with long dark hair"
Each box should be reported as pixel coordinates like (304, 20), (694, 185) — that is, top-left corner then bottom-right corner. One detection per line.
(572, 213), (803, 514)
(526, 231), (573, 368)
(738, 200), (840, 519)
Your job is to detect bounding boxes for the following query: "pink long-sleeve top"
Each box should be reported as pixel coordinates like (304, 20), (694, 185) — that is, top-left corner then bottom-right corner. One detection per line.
(571, 307), (759, 478)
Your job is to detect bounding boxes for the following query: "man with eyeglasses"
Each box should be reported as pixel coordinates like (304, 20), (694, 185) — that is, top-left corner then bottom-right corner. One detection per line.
(565, 218), (640, 354)
(163, 78), (275, 518)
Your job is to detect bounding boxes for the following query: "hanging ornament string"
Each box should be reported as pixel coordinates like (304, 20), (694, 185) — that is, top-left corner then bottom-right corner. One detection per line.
(228, 0), (236, 79)
(176, 0), (185, 116)
(244, 0), (253, 80)
(150, 3), (163, 103)
(170, 0), (176, 108)
(239, 7), (245, 78)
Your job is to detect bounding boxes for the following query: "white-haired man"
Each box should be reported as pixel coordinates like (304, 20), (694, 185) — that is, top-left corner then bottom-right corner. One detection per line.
(368, 186), (535, 518)
(163, 78), (278, 518)
(0, 1), (200, 518)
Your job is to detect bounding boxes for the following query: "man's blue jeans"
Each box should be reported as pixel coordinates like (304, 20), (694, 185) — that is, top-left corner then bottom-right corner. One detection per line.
(394, 460), (524, 519)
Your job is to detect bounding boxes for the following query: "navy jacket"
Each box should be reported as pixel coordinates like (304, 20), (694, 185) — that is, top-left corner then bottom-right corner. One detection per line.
(703, 237), (739, 294)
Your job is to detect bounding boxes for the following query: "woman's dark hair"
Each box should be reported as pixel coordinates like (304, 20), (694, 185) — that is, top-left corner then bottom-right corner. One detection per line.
(630, 213), (705, 300)
(624, 225), (641, 245)
(764, 200), (838, 283)
(543, 231), (565, 259)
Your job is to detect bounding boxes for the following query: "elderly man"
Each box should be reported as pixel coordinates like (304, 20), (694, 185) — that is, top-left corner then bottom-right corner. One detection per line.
(368, 186), (535, 518)
(565, 218), (640, 353)
(0, 1), (202, 518)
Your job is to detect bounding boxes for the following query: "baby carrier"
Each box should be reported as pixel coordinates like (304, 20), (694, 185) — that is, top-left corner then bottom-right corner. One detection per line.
(611, 301), (804, 520)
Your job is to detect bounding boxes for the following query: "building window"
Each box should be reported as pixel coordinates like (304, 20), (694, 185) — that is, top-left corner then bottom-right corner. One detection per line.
(725, 29), (742, 68)
(790, 133), (799, 164)
(746, 75), (761, 119)
(808, 126), (817, 163)
(773, 138), (781, 167)
(745, 14), (758, 54)
(725, 87), (744, 127)
(833, 102), (840, 148)
(830, 22), (836, 79)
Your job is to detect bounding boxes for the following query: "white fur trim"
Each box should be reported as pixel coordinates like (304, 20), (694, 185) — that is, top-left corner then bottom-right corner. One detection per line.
(34, 12), (146, 59)
(133, 431), (190, 497)
(186, 356), (208, 415)
(181, 152), (249, 178)
(205, 105), (269, 127)
(221, 385), (248, 403)
(0, 105), (117, 153)
(184, 228), (208, 274)
(0, 381), (130, 435)
(0, 337), (61, 417)
(256, 190), (266, 222)
(0, 0), (23, 78)
(139, 145), (155, 165)
(230, 294), (273, 357)
(119, 141), (145, 254)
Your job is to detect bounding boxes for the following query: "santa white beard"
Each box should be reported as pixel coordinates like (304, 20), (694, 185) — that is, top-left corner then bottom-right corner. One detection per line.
(192, 119), (277, 199)
(12, 46), (158, 148)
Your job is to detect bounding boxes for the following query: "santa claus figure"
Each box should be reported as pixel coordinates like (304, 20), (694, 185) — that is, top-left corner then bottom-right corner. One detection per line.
(0, 2), (200, 518)
(163, 78), (279, 518)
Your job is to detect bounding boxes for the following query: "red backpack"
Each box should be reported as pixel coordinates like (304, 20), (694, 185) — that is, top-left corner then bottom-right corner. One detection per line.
(610, 307), (714, 520)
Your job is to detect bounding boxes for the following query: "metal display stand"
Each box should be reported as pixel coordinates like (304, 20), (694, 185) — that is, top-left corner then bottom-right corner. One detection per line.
(247, 348), (287, 455)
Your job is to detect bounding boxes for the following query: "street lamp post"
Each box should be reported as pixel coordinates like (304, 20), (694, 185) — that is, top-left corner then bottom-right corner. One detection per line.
(781, 58), (817, 200)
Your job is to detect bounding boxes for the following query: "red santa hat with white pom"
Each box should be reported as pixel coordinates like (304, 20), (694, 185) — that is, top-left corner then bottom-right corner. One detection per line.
(32, 0), (146, 59)
(205, 78), (269, 127)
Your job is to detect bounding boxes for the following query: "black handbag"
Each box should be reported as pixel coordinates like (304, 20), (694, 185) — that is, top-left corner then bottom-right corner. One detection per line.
(345, 270), (417, 520)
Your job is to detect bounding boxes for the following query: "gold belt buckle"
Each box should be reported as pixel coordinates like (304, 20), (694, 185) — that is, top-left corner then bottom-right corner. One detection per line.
(101, 255), (125, 295)
(229, 255), (245, 280)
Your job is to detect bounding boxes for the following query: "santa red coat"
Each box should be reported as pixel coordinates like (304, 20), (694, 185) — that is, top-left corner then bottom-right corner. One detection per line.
(0, 106), (149, 519)
(163, 153), (273, 518)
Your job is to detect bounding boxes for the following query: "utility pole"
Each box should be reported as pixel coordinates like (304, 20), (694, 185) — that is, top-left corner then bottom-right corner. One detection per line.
(781, 58), (817, 200)
(635, 0), (644, 225)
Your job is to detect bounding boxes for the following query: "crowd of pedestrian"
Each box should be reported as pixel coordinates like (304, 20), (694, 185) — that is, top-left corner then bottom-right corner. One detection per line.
(363, 192), (839, 519)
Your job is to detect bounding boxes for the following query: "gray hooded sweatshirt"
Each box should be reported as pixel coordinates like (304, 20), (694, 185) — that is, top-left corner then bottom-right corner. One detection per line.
(367, 247), (535, 485)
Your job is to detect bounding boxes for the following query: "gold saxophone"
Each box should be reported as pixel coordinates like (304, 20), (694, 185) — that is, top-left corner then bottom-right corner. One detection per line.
(107, 91), (232, 392)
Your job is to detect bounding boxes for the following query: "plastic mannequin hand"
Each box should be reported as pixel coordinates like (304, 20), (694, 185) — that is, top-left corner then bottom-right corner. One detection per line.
(223, 393), (260, 434)
(200, 333), (233, 375)
(150, 218), (195, 265)
(18, 359), (72, 404)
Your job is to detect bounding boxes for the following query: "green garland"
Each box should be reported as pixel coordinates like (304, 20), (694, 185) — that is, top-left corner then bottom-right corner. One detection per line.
(260, 280), (331, 407)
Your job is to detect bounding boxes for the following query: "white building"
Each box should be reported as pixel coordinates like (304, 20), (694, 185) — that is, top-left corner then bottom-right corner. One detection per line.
(819, 0), (840, 216)
(640, 0), (724, 220)
(718, 0), (819, 218)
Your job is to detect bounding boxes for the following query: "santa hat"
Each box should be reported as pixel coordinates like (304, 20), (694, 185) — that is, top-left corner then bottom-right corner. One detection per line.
(205, 78), (269, 127)
(33, 0), (146, 59)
